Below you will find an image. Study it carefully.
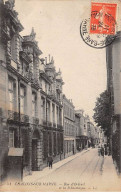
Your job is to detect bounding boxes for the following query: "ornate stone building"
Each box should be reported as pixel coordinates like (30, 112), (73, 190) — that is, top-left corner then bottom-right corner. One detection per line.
(0, 0), (64, 181)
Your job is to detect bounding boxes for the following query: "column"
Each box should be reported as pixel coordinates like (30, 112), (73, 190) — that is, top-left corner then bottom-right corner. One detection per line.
(28, 54), (34, 74)
(35, 58), (39, 82)
(26, 83), (32, 120)
(14, 35), (20, 64)
(37, 89), (41, 121)
(50, 101), (52, 123)
(55, 104), (57, 128)
(37, 139), (43, 171)
(28, 129), (32, 175)
(52, 131), (54, 156)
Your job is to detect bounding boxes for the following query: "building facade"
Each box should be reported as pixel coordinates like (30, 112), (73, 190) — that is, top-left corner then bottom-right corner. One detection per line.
(63, 95), (76, 158)
(0, 0), (64, 181)
(75, 113), (81, 151)
(75, 110), (88, 150)
(106, 31), (121, 173)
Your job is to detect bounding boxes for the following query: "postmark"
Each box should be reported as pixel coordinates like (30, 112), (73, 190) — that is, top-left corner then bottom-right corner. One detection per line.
(80, 3), (117, 49)
(80, 18), (116, 49)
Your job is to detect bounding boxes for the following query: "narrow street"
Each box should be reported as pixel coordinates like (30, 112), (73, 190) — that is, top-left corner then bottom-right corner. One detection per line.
(1, 148), (121, 192)
(24, 148), (120, 191)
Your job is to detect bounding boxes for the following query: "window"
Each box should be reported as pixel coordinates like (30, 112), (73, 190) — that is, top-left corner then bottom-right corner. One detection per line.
(41, 97), (45, 120)
(8, 79), (15, 110)
(20, 87), (25, 114)
(9, 129), (14, 147)
(47, 101), (50, 122)
(52, 104), (55, 123)
(32, 93), (36, 117)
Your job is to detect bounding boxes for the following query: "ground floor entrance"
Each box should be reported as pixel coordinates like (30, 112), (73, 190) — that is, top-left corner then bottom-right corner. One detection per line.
(32, 139), (38, 171)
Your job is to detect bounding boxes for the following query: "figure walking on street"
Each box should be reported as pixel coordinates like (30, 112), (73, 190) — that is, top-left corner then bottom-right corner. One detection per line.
(47, 155), (53, 169)
(101, 146), (104, 157)
(98, 146), (101, 156)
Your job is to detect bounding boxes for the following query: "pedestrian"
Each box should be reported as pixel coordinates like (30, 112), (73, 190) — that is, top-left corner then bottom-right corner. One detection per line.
(47, 155), (53, 169)
(104, 144), (107, 155)
(107, 145), (110, 156)
(98, 146), (101, 156)
(101, 146), (104, 157)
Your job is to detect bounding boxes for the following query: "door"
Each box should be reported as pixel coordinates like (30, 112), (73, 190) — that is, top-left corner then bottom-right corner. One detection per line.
(32, 139), (37, 171)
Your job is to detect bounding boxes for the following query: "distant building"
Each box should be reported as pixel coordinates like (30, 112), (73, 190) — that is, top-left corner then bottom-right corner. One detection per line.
(75, 113), (81, 151)
(63, 95), (76, 158)
(75, 110), (88, 150)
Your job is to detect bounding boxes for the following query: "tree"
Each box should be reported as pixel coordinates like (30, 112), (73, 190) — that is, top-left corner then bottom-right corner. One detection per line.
(93, 90), (111, 136)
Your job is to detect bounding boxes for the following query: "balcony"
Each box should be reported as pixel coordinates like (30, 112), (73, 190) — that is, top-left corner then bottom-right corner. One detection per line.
(20, 114), (29, 123)
(8, 110), (19, 122)
(47, 91), (56, 100)
(56, 85), (62, 93)
(53, 122), (56, 128)
(32, 117), (39, 125)
(57, 124), (63, 130)
(25, 72), (33, 81)
(42, 119), (47, 126)
(47, 121), (52, 127)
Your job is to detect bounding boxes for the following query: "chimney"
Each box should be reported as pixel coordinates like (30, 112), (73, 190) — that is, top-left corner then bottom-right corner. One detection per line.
(49, 54), (50, 63)
(45, 57), (47, 65)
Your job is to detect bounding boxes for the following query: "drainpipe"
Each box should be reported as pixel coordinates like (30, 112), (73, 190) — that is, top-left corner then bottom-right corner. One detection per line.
(46, 97), (49, 156)
(18, 77), (21, 148)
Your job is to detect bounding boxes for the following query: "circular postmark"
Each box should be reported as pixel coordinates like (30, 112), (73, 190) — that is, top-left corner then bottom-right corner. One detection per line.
(80, 18), (116, 49)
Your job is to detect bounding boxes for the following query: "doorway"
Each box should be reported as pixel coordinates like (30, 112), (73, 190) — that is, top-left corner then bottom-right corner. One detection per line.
(32, 139), (38, 171)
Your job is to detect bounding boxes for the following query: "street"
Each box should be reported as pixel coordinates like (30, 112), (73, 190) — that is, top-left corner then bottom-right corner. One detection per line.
(1, 148), (121, 192)
(31, 148), (121, 191)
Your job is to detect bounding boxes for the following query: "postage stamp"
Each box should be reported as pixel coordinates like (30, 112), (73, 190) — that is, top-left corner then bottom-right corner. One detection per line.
(80, 2), (117, 49)
(90, 2), (117, 35)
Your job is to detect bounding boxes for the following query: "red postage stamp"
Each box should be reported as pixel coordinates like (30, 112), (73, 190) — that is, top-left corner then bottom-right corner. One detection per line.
(90, 2), (117, 35)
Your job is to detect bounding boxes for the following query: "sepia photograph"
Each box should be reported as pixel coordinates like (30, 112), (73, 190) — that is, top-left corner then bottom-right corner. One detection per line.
(0, 0), (121, 192)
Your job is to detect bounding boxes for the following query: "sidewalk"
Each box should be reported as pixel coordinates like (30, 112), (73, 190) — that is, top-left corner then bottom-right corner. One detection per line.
(23, 149), (90, 182)
(99, 155), (121, 191)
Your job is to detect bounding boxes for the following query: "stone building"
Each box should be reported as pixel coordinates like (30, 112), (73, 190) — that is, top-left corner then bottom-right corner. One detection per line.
(0, 0), (64, 181)
(75, 110), (88, 150)
(106, 31), (121, 173)
(63, 95), (76, 158)
(75, 113), (81, 151)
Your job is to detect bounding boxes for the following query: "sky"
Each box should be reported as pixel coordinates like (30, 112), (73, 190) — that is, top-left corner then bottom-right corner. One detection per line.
(14, 0), (107, 121)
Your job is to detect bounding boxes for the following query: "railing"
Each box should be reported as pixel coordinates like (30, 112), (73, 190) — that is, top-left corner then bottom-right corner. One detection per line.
(47, 121), (52, 127)
(32, 117), (39, 125)
(25, 72), (33, 81)
(42, 119), (47, 126)
(56, 85), (62, 92)
(53, 122), (56, 128)
(8, 110), (19, 122)
(57, 124), (63, 130)
(47, 91), (56, 99)
(20, 114), (29, 123)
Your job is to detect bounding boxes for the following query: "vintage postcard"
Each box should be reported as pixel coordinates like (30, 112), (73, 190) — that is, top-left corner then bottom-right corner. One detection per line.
(0, 0), (121, 192)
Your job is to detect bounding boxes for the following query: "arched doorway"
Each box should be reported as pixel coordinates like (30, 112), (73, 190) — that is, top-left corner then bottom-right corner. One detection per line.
(32, 130), (40, 171)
